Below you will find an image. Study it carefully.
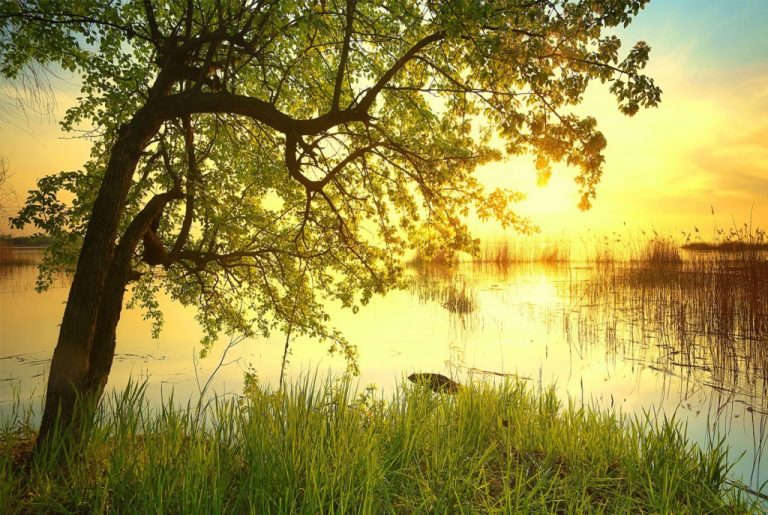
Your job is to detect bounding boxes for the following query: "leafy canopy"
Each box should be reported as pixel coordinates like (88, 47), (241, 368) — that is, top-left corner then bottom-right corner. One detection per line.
(2, 0), (660, 366)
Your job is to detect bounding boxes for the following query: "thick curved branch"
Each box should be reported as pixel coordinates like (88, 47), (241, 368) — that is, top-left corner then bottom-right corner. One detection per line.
(157, 92), (367, 134)
(153, 30), (450, 138)
(357, 30), (446, 112)
(284, 133), (313, 190)
(117, 190), (183, 268)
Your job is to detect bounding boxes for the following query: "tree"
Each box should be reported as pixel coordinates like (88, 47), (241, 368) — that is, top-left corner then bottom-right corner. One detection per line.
(1, 0), (660, 447)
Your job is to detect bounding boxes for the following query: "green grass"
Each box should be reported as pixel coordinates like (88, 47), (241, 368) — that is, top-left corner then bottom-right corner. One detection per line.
(1, 378), (759, 513)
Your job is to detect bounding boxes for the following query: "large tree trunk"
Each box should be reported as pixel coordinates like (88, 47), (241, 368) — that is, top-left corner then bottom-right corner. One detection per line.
(84, 194), (179, 400)
(36, 108), (162, 448)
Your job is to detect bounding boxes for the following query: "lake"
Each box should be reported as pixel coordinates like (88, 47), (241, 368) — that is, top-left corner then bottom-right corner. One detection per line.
(1, 248), (766, 492)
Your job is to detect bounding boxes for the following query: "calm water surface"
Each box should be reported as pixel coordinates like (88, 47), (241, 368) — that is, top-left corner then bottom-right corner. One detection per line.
(1, 250), (766, 492)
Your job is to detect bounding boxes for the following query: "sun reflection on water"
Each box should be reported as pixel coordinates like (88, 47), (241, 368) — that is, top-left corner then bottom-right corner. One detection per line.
(1, 252), (767, 491)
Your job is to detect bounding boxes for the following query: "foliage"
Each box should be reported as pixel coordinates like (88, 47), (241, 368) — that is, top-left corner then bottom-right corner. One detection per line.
(1, 0), (661, 364)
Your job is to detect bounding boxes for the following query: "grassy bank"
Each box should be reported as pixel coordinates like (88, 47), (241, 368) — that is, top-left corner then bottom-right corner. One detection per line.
(1, 379), (759, 513)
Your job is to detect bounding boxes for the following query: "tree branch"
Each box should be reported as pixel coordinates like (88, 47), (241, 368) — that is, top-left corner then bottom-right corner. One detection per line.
(169, 116), (198, 261)
(142, 0), (162, 42)
(332, 0), (356, 112)
(156, 92), (367, 135)
(357, 30), (446, 112)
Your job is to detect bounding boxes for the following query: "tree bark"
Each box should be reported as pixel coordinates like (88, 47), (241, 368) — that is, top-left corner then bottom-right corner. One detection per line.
(84, 193), (180, 400)
(36, 107), (163, 447)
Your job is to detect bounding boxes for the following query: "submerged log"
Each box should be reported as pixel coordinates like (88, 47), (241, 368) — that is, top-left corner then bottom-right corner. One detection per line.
(407, 372), (461, 394)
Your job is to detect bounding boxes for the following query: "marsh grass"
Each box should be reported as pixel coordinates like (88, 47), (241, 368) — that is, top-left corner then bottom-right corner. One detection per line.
(409, 269), (479, 320)
(632, 236), (682, 265)
(684, 241), (768, 252)
(440, 280), (477, 315)
(574, 245), (768, 406)
(407, 248), (458, 267)
(683, 221), (768, 253)
(480, 240), (570, 266)
(408, 233), (768, 403)
(0, 241), (38, 266)
(1, 379), (759, 513)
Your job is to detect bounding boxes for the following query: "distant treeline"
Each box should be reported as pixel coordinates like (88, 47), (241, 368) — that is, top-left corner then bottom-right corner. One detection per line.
(682, 241), (768, 252)
(0, 235), (53, 247)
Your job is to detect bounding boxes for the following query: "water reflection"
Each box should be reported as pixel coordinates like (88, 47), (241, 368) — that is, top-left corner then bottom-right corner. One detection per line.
(0, 252), (766, 491)
(409, 260), (767, 491)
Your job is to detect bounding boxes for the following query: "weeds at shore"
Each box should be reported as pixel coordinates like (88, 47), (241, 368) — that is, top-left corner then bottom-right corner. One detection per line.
(571, 242), (768, 408)
(0, 242), (38, 267)
(632, 236), (682, 264)
(479, 240), (571, 266)
(1, 379), (759, 513)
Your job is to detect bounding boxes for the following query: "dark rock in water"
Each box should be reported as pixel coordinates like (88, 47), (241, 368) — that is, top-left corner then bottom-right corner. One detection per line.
(407, 373), (461, 394)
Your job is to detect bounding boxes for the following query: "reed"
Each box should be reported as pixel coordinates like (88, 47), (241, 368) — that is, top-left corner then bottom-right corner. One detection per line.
(683, 221), (768, 252)
(408, 271), (479, 331)
(1, 379), (759, 513)
(574, 247), (768, 406)
(440, 280), (477, 315)
(632, 235), (682, 264)
(479, 239), (571, 266)
(407, 248), (458, 267)
(582, 232), (631, 264)
(0, 240), (37, 266)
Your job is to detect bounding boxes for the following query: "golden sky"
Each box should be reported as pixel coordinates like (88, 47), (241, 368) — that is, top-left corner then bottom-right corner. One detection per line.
(477, 0), (768, 239)
(1, 0), (767, 240)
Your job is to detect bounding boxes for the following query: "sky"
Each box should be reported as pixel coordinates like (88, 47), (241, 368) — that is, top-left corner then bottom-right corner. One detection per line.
(1, 0), (767, 241)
